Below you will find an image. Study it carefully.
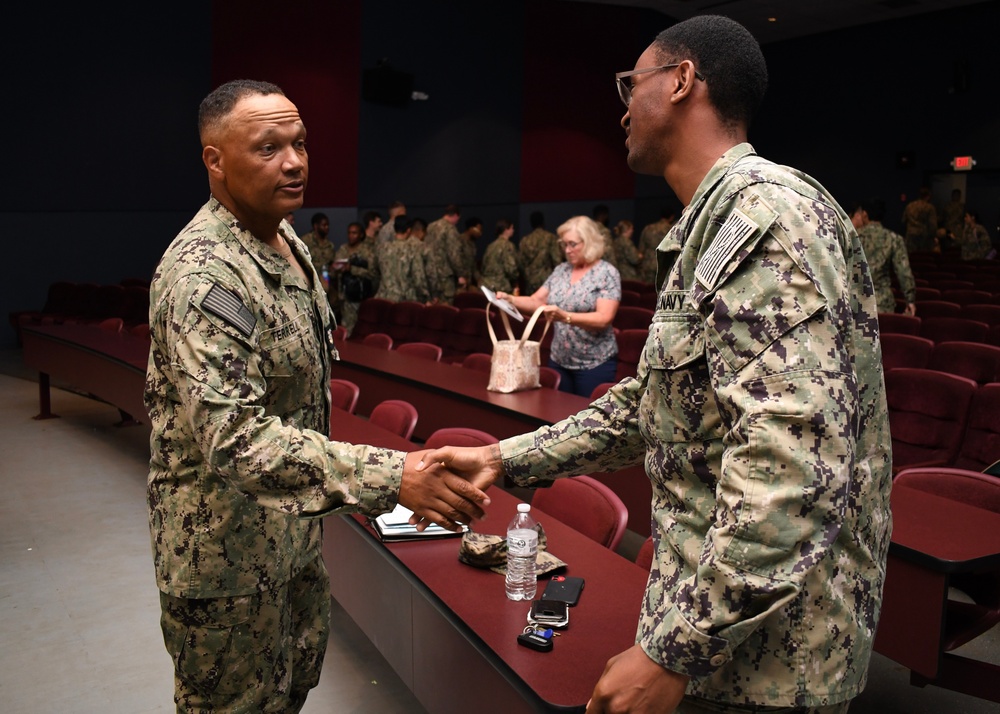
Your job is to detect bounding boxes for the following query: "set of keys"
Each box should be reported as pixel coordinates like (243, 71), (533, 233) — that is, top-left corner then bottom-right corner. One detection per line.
(516, 626), (561, 652)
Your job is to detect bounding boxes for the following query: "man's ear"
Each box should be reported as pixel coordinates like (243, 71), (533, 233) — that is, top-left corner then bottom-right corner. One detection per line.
(203, 145), (223, 177)
(670, 60), (700, 104)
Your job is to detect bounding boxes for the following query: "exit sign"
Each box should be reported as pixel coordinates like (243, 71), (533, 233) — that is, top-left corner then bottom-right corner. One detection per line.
(952, 155), (975, 171)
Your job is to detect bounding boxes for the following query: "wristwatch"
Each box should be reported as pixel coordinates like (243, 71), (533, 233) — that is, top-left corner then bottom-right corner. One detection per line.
(565, 313), (572, 324)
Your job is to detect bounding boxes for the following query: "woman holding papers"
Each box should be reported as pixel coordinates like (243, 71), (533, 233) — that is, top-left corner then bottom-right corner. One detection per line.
(496, 215), (620, 397)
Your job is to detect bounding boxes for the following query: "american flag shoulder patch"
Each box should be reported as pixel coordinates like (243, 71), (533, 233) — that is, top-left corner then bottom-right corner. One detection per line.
(201, 283), (256, 337)
(695, 209), (759, 291)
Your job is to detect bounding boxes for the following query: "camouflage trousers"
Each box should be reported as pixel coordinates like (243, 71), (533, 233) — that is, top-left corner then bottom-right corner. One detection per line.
(159, 555), (331, 713)
(678, 698), (850, 714)
(339, 298), (360, 336)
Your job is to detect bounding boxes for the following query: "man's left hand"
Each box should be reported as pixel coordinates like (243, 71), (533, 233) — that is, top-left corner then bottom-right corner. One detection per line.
(398, 451), (492, 531)
(586, 644), (690, 714)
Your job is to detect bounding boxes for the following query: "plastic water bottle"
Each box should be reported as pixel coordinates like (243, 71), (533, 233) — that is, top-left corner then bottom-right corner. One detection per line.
(505, 503), (538, 601)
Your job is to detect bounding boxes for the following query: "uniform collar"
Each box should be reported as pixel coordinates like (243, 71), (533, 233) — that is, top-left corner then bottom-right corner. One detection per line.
(208, 197), (311, 289)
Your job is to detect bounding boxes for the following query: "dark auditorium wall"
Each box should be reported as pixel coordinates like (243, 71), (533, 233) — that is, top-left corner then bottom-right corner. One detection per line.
(4, 1), (999, 348)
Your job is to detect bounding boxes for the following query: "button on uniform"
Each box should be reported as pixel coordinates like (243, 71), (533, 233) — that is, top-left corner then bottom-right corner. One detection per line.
(710, 654), (727, 667)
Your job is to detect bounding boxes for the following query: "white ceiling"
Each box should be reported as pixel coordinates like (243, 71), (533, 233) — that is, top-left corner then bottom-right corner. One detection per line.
(575, 0), (992, 44)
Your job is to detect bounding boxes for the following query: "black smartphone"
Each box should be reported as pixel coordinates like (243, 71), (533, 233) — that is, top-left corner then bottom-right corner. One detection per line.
(542, 575), (585, 606)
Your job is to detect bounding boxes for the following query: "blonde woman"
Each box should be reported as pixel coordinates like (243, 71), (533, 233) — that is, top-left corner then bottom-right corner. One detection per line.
(496, 215), (620, 396)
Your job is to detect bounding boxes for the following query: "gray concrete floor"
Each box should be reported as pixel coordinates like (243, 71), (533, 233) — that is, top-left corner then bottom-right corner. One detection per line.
(1, 347), (997, 713)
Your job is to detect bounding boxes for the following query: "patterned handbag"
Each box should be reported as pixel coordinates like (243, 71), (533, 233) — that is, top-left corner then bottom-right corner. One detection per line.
(486, 304), (550, 393)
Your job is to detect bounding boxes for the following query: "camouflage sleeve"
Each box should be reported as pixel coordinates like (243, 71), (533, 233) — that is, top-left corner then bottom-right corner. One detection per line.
(498, 376), (647, 483)
(640, 193), (858, 677)
(160, 272), (404, 518)
(889, 233), (916, 304)
(411, 243), (430, 303)
(446, 231), (466, 277)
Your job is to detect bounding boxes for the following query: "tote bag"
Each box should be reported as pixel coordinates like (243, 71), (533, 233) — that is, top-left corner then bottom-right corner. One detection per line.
(486, 303), (550, 393)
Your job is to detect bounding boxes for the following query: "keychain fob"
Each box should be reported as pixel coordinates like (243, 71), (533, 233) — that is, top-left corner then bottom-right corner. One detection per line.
(517, 630), (554, 652)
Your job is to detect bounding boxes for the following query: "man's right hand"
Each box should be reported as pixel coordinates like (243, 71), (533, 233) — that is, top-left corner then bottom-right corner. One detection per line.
(397, 451), (494, 532)
(409, 445), (504, 527)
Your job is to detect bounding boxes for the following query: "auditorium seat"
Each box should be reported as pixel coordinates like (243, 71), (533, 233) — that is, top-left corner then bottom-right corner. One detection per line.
(395, 341), (443, 362)
(891, 467), (1000, 652)
(928, 341), (1000, 385)
(612, 306), (654, 331)
(385, 301), (423, 345)
(453, 290), (488, 309)
(416, 303), (459, 352)
(362, 332), (393, 350)
(589, 382), (616, 400)
(914, 287), (941, 301)
(928, 279), (975, 291)
(941, 289), (993, 307)
(538, 366), (561, 390)
(920, 317), (990, 344)
(615, 328), (648, 380)
(885, 368), (977, 475)
(449, 308), (491, 358)
(953, 384), (1000, 473)
(635, 535), (654, 570)
(914, 300), (962, 319)
(351, 298), (393, 340)
(531, 475), (629, 551)
(879, 333), (933, 371)
(460, 352), (493, 374)
(369, 399), (418, 440)
(329, 378), (361, 416)
(962, 303), (1000, 327)
(877, 312), (921, 336)
(423, 426), (499, 450)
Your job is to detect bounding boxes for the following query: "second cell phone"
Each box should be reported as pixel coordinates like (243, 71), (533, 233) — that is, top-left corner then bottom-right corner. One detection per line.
(541, 575), (585, 606)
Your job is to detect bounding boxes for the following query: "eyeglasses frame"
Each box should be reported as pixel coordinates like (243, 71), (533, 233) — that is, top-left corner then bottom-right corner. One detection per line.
(615, 62), (705, 108)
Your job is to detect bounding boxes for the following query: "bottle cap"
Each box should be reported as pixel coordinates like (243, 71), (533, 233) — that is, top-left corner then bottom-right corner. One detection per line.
(517, 503), (531, 513)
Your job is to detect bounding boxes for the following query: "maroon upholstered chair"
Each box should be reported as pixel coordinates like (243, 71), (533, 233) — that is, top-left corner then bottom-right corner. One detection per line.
(961, 303), (1000, 327)
(589, 381), (616, 400)
(461, 352), (493, 373)
(453, 290), (488, 309)
(531, 475), (629, 551)
(928, 279), (975, 291)
(351, 297), (393, 340)
(369, 399), (419, 440)
(892, 467), (1000, 651)
(928, 341), (1000, 385)
(395, 341), (443, 362)
(635, 535), (654, 570)
(885, 368), (977, 475)
(538, 366), (561, 390)
(361, 332), (393, 350)
(385, 300), (423, 345)
(877, 312), (921, 336)
(612, 306), (654, 331)
(615, 328), (649, 381)
(619, 289), (643, 307)
(423, 426), (499, 450)
(332, 325), (348, 343)
(920, 317), (990, 345)
(329, 378), (360, 416)
(879, 333), (934, 371)
(914, 300), (962, 319)
(450, 308), (491, 357)
(914, 287), (941, 302)
(416, 303), (459, 352)
(954, 383), (1000, 473)
(941, 289), (994, 307)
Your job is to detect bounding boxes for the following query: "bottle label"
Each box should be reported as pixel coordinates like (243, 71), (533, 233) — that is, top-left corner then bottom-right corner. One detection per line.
(508, 529), (538, 557)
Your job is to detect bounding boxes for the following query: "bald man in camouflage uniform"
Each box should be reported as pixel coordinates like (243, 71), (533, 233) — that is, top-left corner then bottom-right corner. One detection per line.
(420, 16), (890, 714)
(146, 79), (487, 712)
(856, 199), (916, 315)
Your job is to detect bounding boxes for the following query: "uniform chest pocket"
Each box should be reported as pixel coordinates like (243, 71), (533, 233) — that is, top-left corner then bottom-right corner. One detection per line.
(640, 312), (722, 444)
(257, 312), (316, 378)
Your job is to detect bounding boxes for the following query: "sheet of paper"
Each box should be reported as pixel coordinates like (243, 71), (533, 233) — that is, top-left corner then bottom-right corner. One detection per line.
(480, 286), (524, 322)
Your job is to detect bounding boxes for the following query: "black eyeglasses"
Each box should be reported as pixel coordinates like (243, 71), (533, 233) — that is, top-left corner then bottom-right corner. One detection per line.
(615, 63), (705, 108)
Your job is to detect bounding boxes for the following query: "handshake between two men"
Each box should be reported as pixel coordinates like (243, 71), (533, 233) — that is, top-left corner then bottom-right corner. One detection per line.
(400, 445), (504, 531)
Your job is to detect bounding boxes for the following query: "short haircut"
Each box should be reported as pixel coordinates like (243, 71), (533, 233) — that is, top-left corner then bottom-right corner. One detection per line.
(311, 212), (328, 227)
(347, 221), (363, 233)
(362, 211), (382, 228)
(496, 218), (513, 237)
(653, 15), (767, 130)
(411, 217), (428, 232)
(443, 204), (461, 217)
(393, 215), (413, 234)
(558, 215), (605, 264)
(614, 219), (634, 237)
(198, 79), (284, 144)
(465, 217), (483, 231)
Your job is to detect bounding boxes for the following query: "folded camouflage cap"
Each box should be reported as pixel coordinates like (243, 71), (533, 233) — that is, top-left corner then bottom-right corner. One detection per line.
(458, 523), (567, 575)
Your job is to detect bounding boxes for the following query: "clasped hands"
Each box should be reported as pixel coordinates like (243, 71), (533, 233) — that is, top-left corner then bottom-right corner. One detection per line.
(399, 445), (503, 531)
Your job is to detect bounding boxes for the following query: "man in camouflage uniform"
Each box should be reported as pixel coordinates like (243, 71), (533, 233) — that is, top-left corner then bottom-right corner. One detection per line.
(613, 220), (643, 282)
(458, 216), (483, 291)
(419, 16), (891, 714)
(593, 203), (619, 270)
(854, 199), (916, 315)
(902, 186), (938, 253)
(298, 212), (335, 275)
(638, 208), (676, 283)
(425, 204), (465, 303)
(334, 221), (378, 336)
(479, 218), (519, 293)
(518, 211), (563, 295)
(375, 216), (430, 303)
(145, 79), (488, 713)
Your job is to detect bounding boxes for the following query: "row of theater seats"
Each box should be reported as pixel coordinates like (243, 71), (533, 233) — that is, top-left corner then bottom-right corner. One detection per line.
(10, 280), (151, 344)
(878, 310), (1000, 347)
(348, 297), (653, 371)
